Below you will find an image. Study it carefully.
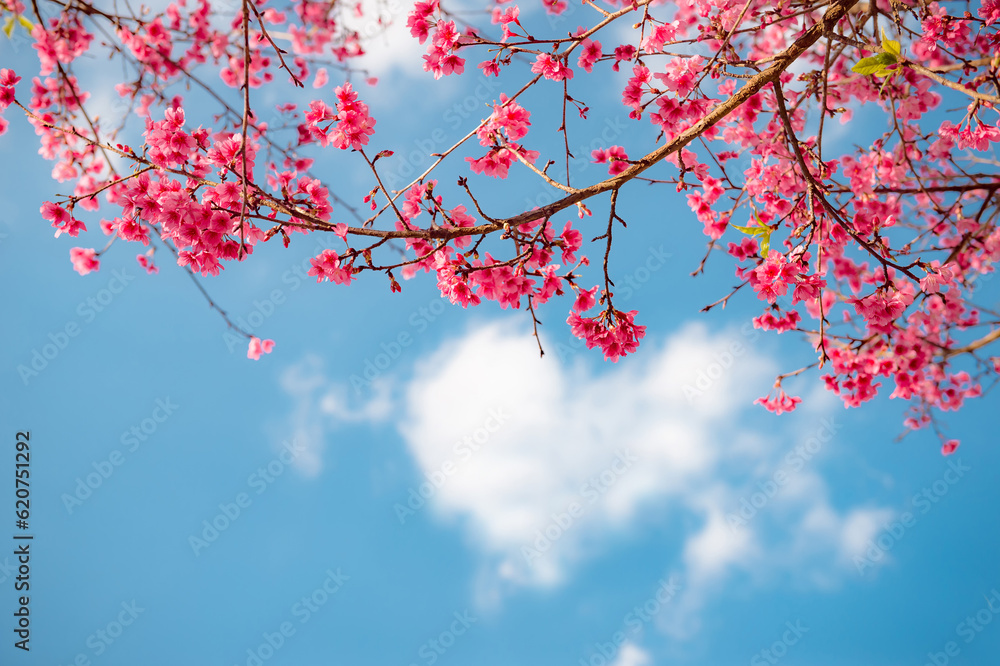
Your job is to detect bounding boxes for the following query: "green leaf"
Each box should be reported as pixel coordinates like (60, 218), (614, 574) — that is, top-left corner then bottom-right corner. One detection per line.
(2, 17), (14, 38)
(851, 55), (888, 76)
(853, 51), (898, 76)
(730, 223), (767, 236)
(881, 28), (901, 57)
(879, 69), (899, 96)
(874, 52), (898, 67)
(731, 215), (774, 257)
(17, 15), (34, 30)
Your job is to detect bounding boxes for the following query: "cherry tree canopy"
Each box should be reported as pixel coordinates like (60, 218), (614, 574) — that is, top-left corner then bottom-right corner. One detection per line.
(1, 0), (999, 451)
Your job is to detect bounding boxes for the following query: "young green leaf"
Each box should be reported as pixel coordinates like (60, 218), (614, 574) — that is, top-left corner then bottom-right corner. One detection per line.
(731, 215), (774, 257)
(874, 52), (898, 67)
(853, 31), (902, 78)
(759, 232), (771, 257)
(852, 55), (889, 76)
(879, 69), (899, 95)
(730, 223), (767, 236)
(881, 28), (901, 57)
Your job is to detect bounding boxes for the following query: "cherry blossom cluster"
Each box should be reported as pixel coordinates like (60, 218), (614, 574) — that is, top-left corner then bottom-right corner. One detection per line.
(301, 83), (376, 150)
(567, 307), (647, 363)
(408, 0), (467, 80)
(468, 94), (539, 178)
(3, 0), (1000, 451)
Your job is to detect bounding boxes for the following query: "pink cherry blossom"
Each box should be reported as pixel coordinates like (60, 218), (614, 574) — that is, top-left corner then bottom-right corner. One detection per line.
(577, 40), (602, 73)
(69, 247), (99, 275)
(748, 251), (800, 304)
(592, 146), (629, 175)
(755, 390), (802, 415)
(567, 309), (646, 362)
(308, 249), (354, 285)
(941, 439), (960, 455)
(136, 253), (159, 274)
(8, 0), (1000, 443)
(852, 290), (910, 329)
(572, 286), (597, 313)
(531, 53), (573, 81)
(559, 221), (583, 265)
(247, 337), (275, 360)
(980, 0), (1000, 24)
(42, 201), (86, 238)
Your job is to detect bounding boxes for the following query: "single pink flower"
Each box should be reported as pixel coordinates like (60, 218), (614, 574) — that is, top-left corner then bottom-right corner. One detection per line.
(69, 247), (100, 275)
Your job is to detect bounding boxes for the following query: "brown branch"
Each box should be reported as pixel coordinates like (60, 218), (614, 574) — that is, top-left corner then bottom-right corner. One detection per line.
(905, 61), (1000, 105)
(238, 0), (252, 257)
(941, 327), (1000, 359)
(770, 79), (920, 282)
(487, 0), (862, 231)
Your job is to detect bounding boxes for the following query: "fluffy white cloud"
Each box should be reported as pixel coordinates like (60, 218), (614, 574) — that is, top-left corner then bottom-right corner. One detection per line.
(393, 321), (895, 632)
(280, 320), (895, 638)
(398, 321), (770, 586)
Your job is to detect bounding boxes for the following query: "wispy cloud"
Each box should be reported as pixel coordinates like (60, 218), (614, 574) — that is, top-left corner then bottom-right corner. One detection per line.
(278, 354), (391, 476)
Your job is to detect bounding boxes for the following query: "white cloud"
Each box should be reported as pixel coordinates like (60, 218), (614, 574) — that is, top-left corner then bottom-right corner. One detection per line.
(279, 319), (896, 638)
(838, 506), (896, 564)
(342, 0), (426, 76)
(612, 642), (652, 666)
(683, 495), (759, 585)
(392, 321), (895, 633)
(398, 321), (772, 587)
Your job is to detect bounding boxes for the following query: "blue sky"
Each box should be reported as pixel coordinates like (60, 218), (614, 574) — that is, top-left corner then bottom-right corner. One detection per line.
(2, 1), (1000, 665)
